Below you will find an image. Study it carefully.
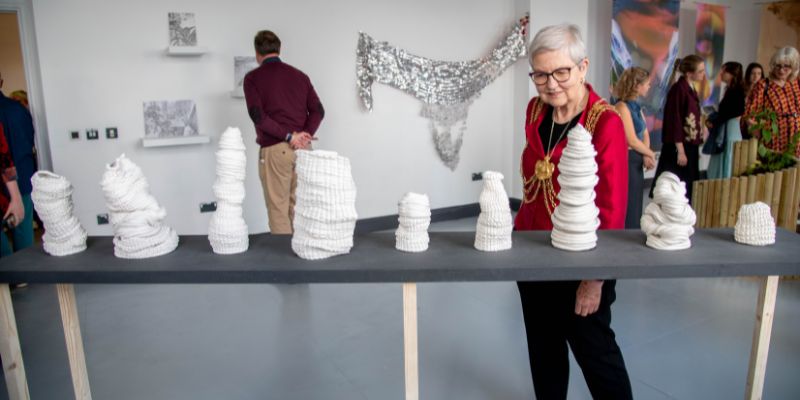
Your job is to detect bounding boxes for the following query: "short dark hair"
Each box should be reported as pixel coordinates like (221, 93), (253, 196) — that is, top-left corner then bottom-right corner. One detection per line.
(254, 30), (281, 56)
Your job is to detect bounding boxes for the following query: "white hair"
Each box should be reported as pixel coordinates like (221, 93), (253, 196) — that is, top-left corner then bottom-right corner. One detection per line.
(770, 46), (799, 80)
(528, 24), (587, 67)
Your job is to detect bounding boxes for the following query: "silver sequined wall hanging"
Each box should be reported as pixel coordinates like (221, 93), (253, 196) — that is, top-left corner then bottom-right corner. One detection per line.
(356, 19), (527, 170)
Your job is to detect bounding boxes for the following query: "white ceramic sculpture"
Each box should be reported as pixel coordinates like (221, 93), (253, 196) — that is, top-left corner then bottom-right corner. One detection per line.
(550, 125), (600, 251)
(100, 154), (179, 258)
(291, 150), (358, 260)
(734, 202), (775, 246)
(208, 127), (249, 254)
(474, 171), (512, 251)
(30, 171), (88, 256)
(396, 192), (431, 252)
(640, 172), (696, 250)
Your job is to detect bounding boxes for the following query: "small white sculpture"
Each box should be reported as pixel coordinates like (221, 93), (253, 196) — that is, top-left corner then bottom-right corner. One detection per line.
(30, 171), (88, 256)
(734, 202), (775, 246)
(396, 192), (431, 252)
(292, 150), (358, 260)
(474, 171), (512, 251)
(100, 154), (179, 258)
(208, 127), (249, 254)
(551, 125), (600, 251)
(640, 172), (696, 250)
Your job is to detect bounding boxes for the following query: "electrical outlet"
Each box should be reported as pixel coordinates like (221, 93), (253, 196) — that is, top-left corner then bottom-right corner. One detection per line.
(97, 214), (109, 225)
(86, 129), (99, 140)
(200, 202), (217, 213)
(472, 172), (483, 181)
(106, 127), (118, 139)
(70, 131), (80, 139)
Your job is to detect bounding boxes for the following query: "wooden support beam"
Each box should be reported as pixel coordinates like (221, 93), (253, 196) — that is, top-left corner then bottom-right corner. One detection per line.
(403, 283), (419, 400)
(0, 285), (30, 400)
(745, 276), (779, 400)
(57, 284), (93, 400)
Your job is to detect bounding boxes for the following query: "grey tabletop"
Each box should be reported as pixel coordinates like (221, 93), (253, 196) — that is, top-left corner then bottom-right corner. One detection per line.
(0, 229), (798, 284)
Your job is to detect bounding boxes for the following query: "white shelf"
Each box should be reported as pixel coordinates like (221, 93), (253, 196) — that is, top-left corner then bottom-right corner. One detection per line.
(166, 46), (208, 56)
(142, 135), (210, 148)
(230, 87), (245, 98)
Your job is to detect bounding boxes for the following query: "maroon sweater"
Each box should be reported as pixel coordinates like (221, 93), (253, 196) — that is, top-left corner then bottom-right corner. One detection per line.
(243, 57), (324, 147)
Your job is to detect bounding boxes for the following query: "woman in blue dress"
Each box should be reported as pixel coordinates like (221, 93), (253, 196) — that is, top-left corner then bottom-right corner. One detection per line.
(614, 67), (656, 228)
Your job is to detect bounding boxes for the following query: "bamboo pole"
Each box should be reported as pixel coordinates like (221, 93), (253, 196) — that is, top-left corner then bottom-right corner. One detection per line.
(770, 171), (783, 223)
(692, 181), (700, 214)
(779, 168), (797, 230)
(729, 177), (741, 226)
(747, 138), (759, 171)
(720, 179), (731, 227)
(792, 167), (800, 231)
(733, 141), (742, 176)
(696, 181), (706, 228)
(756, 174), (767, 204)
(764, 173), (774, 207)
(711, 179), (722, 227)
(747, 175), (758, 204)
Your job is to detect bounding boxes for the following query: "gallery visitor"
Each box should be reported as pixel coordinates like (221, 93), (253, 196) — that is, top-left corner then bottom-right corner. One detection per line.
(706, 61), (745, 179)
(613, 66), (656, 229)
(515, 23), (633, 400)
(0, 72), (36, 254)
(1, 122), (25, 257)
(744, 46), (800, 157)
(744, 62), (764, 98)
(243, 30), (325, 234)
(650, 55), (707, 203)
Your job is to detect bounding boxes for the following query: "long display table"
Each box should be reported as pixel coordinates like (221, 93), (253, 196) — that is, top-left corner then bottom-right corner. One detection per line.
(0, 228), (798, 400)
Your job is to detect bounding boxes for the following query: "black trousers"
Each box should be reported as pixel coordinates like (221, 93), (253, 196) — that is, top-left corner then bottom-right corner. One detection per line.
(517, 280), (633, 400)
(626, 150), (644, 229)
(650, 142), (699, 204)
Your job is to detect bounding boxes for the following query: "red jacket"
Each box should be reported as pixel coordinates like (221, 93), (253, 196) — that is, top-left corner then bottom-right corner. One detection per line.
(515, 85), (628, 231)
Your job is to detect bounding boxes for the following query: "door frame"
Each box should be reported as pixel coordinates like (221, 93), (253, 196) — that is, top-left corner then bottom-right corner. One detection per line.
(0, 0), (52, 171)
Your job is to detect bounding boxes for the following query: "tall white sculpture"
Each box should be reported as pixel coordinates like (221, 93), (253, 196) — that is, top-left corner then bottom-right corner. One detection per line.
(474, 171), (512, 251)
(208, 127), (249, 254)
(396, 192), (431, 252)
(291, 150), (358, 260)
(640, 172), (696, 250)
(734, 202), (775, 246)
(30, 171), (87, 256)
(551, 126), (600, 251)
(100, 154), (179, 258)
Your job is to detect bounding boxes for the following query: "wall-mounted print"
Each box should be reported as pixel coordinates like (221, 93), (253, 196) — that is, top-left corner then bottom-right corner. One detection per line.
(234, 56), (259, 96)
(168, 12), (197, 47)
(143, 100), (199, 138)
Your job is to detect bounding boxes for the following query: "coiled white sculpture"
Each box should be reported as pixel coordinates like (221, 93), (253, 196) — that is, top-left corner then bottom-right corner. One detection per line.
(640, 172), (696, 250)
(100, 154), (179, 258)
(30, 171), (87, 256)
(474, 171), (512, 251)
(734, 202), (775, 246)
(291, 150), (358, 260)
(551, 126), (600, 251)
(208, 127), (249, 254)
(396, 192), (431, 252)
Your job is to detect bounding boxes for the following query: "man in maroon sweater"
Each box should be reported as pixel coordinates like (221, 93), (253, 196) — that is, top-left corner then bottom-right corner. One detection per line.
(244, 30), (324, 234)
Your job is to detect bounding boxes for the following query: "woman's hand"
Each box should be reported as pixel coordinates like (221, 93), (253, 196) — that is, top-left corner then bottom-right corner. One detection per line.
(677, 151), (688, 166)
(3, 197), (24, 228)
(644, 155), (656, 170)
(575, 280), (603, 317)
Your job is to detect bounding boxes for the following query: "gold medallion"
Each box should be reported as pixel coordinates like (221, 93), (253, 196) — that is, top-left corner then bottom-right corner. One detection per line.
(534, 156), (555, 181)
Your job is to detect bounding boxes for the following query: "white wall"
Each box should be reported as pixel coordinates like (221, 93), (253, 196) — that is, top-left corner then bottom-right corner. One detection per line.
(33, 0), (524, 234)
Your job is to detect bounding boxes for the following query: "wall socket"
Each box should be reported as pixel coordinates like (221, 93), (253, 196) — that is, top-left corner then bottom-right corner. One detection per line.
(86, 129), (99, 140)
(106, 127), (118, 139)
(97, 214), (109, 225)
(472, 172), (483, 181)
(200, 202), (217, 213)
(70, 131), (80, 139)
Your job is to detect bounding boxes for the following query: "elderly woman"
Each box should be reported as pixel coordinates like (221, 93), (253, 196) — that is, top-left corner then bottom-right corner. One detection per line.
(650, 55), (706, 202)
(744, 46), (800, 157)
(516, 24), (632, 400)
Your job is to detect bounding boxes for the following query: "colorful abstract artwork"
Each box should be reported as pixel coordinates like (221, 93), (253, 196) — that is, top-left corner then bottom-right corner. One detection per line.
(610, 0), (681, 149)
(696, 3), (726, 108)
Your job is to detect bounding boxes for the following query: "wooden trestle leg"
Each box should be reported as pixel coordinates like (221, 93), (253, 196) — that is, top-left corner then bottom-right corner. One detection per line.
(745, 275), (779, 400)
(57, 284), (93, 400)
(403, 283), (419, 400)
(0, 284), (30, 400)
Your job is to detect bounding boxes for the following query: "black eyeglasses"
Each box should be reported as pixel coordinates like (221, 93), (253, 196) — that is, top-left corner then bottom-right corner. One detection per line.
(529, 65), (576, 85)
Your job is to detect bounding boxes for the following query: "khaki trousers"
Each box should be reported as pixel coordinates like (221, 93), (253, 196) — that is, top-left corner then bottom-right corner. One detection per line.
(258, 142), (297, 234)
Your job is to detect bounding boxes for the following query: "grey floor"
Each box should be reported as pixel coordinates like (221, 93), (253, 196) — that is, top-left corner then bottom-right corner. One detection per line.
(2, 217), (800, 399)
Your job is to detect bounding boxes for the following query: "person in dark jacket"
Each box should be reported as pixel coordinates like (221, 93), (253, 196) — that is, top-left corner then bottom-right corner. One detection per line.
(650, 55), (707, 202)
(707, 62), (745, 179)
(244, 31), (324, 234)
(0, 72), (36, 253)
